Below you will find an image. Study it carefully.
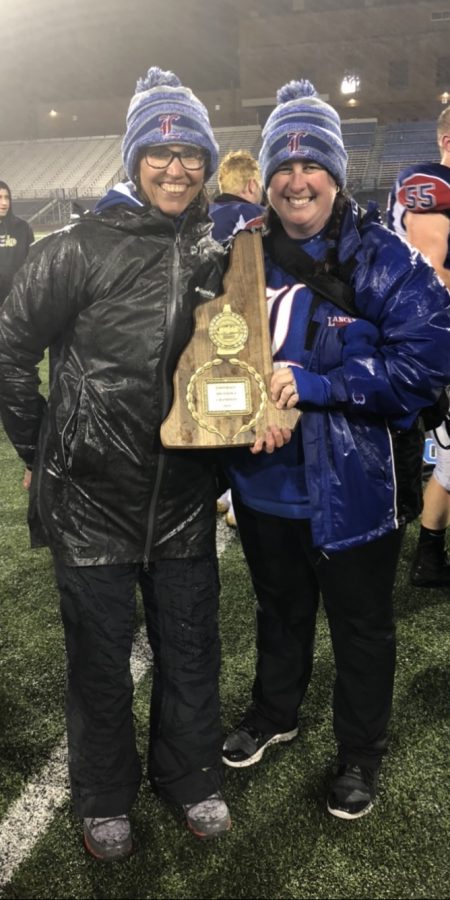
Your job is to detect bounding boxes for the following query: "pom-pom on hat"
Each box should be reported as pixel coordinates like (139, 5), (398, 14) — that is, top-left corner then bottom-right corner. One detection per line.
(259, 79), (348, 189)
(122, 66), (219, 182)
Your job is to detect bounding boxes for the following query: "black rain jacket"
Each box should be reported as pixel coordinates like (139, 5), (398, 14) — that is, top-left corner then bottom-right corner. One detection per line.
(0, 195), (225, 565)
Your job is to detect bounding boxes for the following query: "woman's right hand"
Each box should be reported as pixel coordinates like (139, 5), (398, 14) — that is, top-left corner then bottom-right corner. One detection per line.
(251, 425), (292, 454)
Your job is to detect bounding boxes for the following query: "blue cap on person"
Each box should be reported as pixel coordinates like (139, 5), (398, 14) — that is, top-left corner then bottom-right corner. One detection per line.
(259, 79), (348, 189)
(122, 66), (219, 182)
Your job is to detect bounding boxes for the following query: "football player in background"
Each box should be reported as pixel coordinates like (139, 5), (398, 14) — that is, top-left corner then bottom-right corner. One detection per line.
(387, 106), (450, 587)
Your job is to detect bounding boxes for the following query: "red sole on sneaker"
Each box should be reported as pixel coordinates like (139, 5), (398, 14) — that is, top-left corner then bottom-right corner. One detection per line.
(83, 835), (133, 861)
(186, 819), (232, 840)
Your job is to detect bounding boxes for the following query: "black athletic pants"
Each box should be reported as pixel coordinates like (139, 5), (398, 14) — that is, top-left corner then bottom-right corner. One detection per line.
(53, 554), (223, 817)
(233, 496), (404, 769)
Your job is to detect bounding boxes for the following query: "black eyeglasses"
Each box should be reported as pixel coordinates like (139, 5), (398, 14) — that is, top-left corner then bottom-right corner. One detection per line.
(144, 146), (206, 171)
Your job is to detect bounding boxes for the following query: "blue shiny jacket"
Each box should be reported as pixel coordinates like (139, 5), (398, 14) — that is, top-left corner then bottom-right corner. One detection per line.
(227, 200), (450, 552)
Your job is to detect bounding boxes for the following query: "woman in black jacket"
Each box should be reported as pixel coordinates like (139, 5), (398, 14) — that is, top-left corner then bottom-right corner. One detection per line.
(0, 67), (232, 861)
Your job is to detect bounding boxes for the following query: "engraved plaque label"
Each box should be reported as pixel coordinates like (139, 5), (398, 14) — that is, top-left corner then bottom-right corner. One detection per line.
(204, 378), (251, 416)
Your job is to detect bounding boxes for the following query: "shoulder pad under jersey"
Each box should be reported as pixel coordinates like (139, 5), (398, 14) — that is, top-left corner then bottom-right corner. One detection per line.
(395, 162), (450, 214)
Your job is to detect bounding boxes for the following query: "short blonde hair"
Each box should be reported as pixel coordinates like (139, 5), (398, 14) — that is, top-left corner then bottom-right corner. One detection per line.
(218, 149), (262, 194)
(437, 106), (450, 145)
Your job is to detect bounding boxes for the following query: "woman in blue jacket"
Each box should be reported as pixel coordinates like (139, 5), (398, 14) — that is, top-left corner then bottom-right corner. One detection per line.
(222, 79), (450, 820)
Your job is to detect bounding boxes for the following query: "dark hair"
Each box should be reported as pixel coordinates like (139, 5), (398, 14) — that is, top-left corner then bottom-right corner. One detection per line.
(319, 189), (352, 276)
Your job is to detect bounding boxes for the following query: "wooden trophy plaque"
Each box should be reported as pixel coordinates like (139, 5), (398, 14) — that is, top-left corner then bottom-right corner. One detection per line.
(160, 229), (301, 448)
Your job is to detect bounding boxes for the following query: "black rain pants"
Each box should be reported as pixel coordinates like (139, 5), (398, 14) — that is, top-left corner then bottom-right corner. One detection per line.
(233, 496), (404, 770)
(53, 554), (223, 817)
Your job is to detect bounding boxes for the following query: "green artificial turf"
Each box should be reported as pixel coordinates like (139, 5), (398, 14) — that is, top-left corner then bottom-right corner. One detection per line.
(0, 364), (449, 898)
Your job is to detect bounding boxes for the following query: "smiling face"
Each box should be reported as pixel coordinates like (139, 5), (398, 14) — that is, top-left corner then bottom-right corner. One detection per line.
(0, 188), (11, 217)
(138, 143), (206, 216)
(267, 160), (338, 239)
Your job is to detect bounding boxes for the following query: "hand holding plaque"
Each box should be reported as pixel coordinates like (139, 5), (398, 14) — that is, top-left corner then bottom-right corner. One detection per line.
(160, 230), (301, 448)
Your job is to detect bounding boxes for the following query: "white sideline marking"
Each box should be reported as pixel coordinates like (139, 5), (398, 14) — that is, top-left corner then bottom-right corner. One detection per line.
(0, 518), (235, 887)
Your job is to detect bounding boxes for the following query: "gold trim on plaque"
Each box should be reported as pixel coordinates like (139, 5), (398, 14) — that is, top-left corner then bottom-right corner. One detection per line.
(186, 357), (268, 443)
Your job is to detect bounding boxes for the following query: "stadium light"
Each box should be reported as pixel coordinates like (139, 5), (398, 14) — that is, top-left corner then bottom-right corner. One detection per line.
(340, 73), (360, 96)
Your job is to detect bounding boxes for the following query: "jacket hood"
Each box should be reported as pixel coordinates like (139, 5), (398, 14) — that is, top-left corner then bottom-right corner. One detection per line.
(0, 180), (12, 199)
(0, 180), (12, 219)
(95, 180), (143, 213)
(92, 180), (214, 241)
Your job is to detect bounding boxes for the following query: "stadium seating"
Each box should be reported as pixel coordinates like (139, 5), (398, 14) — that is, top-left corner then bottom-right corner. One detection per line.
(0, 118), (440, 228)
(378, 119), (439, 186)
(0, 136), (123, 200)
(341, 120), (377, 189)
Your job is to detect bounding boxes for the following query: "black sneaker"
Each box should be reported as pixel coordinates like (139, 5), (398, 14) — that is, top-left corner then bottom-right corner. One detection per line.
(410, 542), (450, 588)
(327, 764), (378, 820)
(222, 722), (298, 768)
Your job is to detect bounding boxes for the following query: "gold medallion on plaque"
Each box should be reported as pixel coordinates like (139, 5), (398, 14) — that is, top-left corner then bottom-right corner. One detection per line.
(208, 304), (249, 356)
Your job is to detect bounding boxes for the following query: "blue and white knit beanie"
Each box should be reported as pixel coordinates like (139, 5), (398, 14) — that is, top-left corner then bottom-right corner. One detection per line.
(122, 67), (219, 182)
(259, 79), (348, 189)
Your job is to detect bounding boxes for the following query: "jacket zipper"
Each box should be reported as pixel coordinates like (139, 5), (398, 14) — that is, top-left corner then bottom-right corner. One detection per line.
(143, 232), (181, 569)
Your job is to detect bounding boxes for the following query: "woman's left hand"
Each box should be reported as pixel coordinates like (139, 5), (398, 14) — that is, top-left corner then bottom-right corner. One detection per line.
(270, 367), (299, 409)
(251, 425), (292, 454)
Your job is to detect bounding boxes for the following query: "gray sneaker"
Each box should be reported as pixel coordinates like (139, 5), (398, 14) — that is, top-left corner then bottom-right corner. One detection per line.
(183, 792), (231, 839)
(83, 815), (132, 861)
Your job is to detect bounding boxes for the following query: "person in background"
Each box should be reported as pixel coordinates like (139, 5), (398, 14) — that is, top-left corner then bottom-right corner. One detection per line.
(0, 66), (237, 862)
(210, 149), (266, 527)
(0, 181), (34, 306)
(209, 148), (265, 242)
(0, 181), (36, 491)
(387, 105), (450, 587)
(221, 79), (450, 821)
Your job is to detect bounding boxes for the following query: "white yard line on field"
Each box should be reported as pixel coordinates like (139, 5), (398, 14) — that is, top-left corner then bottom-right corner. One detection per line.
(0, 518), (235, 888)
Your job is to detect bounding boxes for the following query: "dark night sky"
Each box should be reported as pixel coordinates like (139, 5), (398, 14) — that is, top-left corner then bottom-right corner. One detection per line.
(1, 0), (238, 109)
